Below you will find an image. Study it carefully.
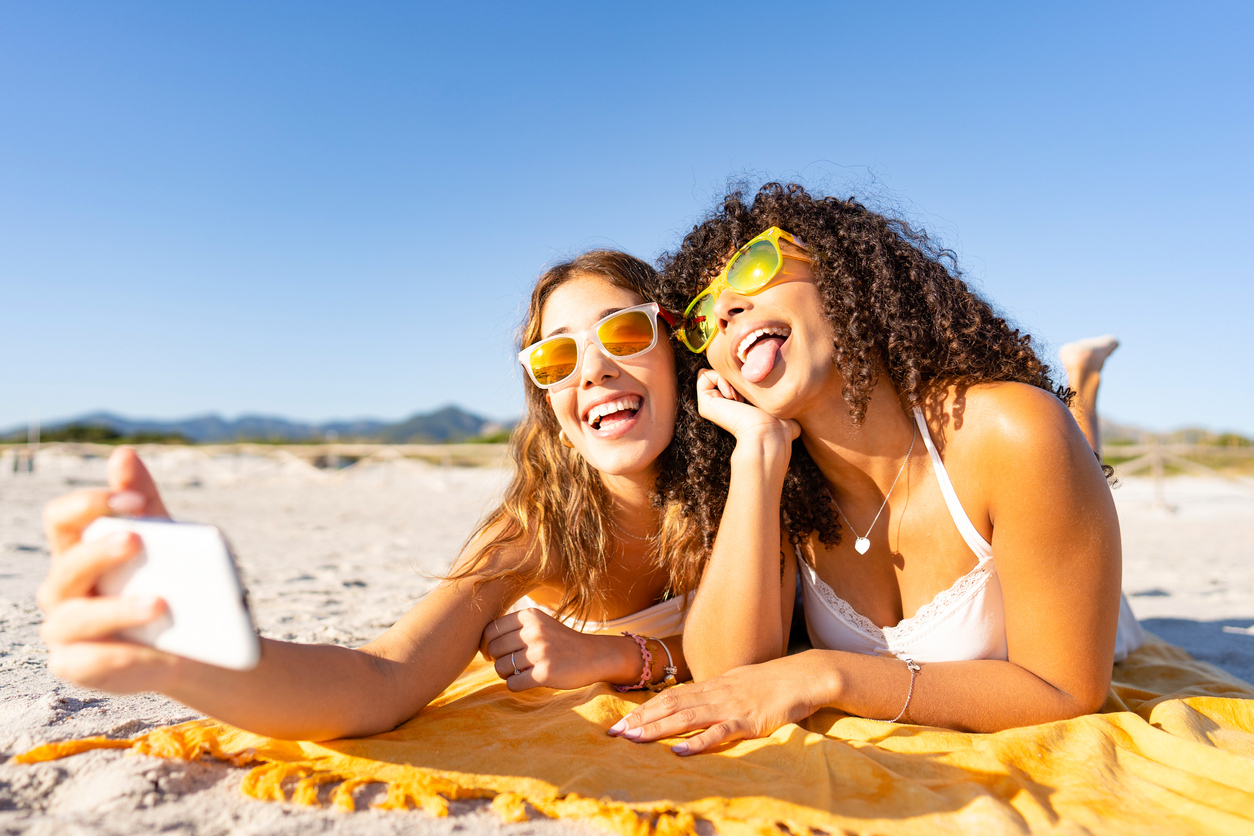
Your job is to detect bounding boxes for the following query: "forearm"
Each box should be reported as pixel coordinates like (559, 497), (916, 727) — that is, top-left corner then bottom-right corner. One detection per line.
(684, 438), (791, 679)
(165, 637), (460, 740)
(799, 650), (1109, 732)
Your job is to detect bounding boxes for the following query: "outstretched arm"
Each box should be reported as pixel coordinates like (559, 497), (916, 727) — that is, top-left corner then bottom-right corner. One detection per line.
(40, 448), (522, 741)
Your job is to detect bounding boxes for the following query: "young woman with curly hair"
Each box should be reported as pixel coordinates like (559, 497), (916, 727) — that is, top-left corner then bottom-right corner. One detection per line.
(609, 183), (1143, 753)
(37, 250), (731, 740)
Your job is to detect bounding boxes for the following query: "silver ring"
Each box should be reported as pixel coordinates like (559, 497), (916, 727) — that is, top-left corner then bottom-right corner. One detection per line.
(511, 651), (520, 677)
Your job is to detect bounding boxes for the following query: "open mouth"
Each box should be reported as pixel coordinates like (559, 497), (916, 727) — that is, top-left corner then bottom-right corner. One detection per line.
(584, 395), (642, 431)
(736, 326), (791, 384)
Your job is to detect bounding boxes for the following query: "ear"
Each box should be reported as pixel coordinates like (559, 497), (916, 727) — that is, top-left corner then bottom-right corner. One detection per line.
(545, 393), (552, 406)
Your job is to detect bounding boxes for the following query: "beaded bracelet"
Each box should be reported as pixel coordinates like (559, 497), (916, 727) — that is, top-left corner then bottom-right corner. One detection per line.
(613, 632), (654, 692)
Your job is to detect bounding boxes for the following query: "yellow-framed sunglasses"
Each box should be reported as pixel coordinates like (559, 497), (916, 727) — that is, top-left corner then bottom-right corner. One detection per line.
(676, 227), (812, 353)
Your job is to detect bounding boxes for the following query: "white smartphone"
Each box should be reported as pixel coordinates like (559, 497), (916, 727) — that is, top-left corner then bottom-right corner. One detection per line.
(83, 517), (261, 671)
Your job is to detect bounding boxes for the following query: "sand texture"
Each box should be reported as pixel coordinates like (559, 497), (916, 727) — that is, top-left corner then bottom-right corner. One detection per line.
(2, 449), (1252, 834)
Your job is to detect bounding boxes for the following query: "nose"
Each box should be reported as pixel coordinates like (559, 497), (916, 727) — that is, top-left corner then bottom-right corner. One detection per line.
(712, 288), (753, 337)
(578, 339), (619, 388)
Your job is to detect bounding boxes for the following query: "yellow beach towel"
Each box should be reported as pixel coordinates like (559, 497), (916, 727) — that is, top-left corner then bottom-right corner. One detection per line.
(16, 635), (1254, 835)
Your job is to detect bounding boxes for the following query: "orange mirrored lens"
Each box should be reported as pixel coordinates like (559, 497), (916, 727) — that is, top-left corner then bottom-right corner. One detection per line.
(527, 338), (578, 386)
(597, 310), (655, 356)
(726, 240), (781, 292)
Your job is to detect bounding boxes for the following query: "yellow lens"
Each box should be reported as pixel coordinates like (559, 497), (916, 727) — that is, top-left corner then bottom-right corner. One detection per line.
(682, 294), (717, 351)
(598, 310), (655, 356)
(528, 338), (578, 386)
(726, 240), (781, 293)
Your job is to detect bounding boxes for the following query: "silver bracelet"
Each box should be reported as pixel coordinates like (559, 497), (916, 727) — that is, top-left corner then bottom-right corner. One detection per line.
(888, 656), (921, 723)
(646, 636), (679, 692)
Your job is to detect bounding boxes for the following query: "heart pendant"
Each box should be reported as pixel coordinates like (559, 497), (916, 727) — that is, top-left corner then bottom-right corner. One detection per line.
(854, 536), (871, 555)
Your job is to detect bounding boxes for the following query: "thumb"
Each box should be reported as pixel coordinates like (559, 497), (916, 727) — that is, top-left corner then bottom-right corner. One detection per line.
(784, 418), (801, 442)
(106, 448), (171, 519)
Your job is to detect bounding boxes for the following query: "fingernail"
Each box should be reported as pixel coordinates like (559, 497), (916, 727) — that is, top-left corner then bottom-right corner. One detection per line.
(671, 742), (689, 755)
(107, 531), (134, 553)
(607, 720), (626, 735)
(108, 491), (145, 515)
(131, 595), (160, 616)
(623, 728), (642, 740)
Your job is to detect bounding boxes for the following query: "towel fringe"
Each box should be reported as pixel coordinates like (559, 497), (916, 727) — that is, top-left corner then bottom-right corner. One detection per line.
(10, 732), (729, 836)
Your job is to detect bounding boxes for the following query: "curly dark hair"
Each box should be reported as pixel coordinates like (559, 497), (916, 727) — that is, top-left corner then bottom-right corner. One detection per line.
(652, 182), (1075, 550)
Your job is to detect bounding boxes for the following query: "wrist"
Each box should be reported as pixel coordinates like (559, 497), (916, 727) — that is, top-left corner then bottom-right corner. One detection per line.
(605, 635), (647, 685)
(730, 430), (792, 472)
(799, 650), (844, 714)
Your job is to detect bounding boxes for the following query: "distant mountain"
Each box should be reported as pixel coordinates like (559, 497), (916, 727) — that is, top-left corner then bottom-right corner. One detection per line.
(1, 405), (513, 444)
(1100, 418), (1252, 446)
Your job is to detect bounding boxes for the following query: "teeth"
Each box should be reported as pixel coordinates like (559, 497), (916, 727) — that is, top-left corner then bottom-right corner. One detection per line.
(736, 327), (791, 363)
(585, 396), (642, 427)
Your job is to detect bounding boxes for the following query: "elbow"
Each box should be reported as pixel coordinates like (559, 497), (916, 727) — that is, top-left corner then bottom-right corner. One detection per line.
(1074, 683), (1112, 717)
(683, 637), (781, 683)
(1056, 674), (1113, 721)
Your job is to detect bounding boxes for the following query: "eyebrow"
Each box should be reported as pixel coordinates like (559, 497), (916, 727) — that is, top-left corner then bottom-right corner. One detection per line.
(543, 306), (628, 339)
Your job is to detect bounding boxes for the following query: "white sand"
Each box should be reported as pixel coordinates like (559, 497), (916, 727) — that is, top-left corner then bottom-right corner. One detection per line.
(1, 451), (1252, 833)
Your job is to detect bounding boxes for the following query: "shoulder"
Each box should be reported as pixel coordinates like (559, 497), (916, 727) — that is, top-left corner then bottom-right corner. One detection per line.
(921, 382), (1105, 518)
(924, 381), (1077, 460)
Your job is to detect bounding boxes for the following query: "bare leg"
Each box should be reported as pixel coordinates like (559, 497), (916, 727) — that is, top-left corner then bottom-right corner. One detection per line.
(1059, 335), (1119, 454)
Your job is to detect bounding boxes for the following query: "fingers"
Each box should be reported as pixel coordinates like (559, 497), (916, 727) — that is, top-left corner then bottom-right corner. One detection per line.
(37, 532), (142, 612)
(670, 722), (747, 756)
(609, 687), (709, 739)
(607, 687), (753, 754)
(504, 667), (537, 692)
(493, 647), (529, 680)
(107, 448), (170, 519)
(40, 595), (166, 645)
(697, 369), (741, 402)
(44, 490), (114, 556)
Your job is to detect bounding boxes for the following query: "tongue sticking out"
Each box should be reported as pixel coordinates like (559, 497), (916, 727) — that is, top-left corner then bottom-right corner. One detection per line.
(741, 336), (786, 384)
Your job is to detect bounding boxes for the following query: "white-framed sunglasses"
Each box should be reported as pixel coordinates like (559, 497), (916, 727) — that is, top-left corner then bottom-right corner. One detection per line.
(517, 302), (676, 390)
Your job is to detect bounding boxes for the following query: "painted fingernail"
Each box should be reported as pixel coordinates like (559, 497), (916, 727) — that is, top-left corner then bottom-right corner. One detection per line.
(671, 742), (689, 755)
(607, 720), (626, 735)
(108, 491), (145, 515)
(623, 728), (642, 740)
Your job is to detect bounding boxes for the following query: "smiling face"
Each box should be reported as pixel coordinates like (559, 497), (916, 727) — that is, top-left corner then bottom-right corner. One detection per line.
(539, 274), (677, 478)
(703, 256), (842, 420)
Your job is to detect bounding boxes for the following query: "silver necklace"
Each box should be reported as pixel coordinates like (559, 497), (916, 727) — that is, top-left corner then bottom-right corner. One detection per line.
(831, 424), (917, 555)
(610, 515), (654, 543)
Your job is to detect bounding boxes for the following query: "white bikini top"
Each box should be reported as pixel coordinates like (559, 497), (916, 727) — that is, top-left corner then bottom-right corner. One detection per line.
(510, 592), (689, 637)
(800, 408), (1143, 663)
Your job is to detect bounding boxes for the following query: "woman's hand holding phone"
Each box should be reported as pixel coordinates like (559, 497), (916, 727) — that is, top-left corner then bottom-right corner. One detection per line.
(38, 448), (184, 693)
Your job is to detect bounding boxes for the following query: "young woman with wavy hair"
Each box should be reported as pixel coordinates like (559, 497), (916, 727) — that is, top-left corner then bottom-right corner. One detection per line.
(36, 250), (724, 741)
(609, 183), (1143, 753)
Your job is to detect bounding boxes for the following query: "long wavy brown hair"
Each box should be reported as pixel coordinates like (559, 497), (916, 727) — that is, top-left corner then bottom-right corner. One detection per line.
(652, 182), (1077, 549)
(448, 250), (706, 623)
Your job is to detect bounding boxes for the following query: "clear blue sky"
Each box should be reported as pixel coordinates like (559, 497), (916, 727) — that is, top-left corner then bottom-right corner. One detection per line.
(2, 2), (1251, 434)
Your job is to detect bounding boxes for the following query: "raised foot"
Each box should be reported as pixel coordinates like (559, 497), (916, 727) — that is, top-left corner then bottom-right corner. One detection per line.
(1059, 335), (1120, 376)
